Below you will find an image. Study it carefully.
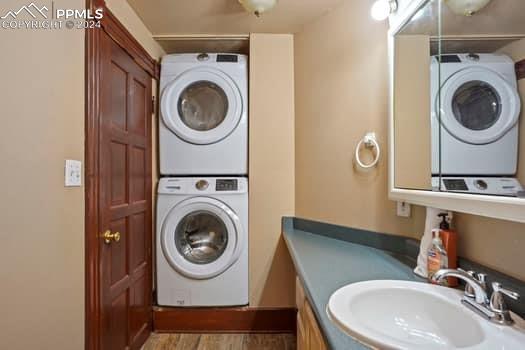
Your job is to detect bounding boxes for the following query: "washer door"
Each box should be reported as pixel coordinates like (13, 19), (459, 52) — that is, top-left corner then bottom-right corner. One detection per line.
(161, 197), (244, 280)
(438, 67), (520, 145)
(161, 68), (243, 145)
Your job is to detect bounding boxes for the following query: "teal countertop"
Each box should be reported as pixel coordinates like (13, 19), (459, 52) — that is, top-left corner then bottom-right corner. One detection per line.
(282, 217), (426, 350)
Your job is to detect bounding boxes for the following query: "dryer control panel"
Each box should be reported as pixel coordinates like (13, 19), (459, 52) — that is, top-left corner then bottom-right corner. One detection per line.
(216, 179), (238, 191)
(216, 54), (238, 63)
(158, 177), (247, 195)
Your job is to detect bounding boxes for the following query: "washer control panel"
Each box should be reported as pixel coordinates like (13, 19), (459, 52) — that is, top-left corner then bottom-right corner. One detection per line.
(158, 178), (247, 194)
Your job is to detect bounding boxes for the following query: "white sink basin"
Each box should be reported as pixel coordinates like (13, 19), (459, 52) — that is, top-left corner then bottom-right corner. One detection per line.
(327, 280), (525, 349)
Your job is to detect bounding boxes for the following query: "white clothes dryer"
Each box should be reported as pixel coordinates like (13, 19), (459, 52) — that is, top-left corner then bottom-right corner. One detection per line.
(159, 53), (248, 175)
(430, 53), (521, 176)
(156, 177), (248, 307)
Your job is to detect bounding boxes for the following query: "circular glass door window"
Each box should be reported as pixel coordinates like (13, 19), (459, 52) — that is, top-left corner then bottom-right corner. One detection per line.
(451, 80), (502, 131)
(175, 210), (228, 264)
(178, 81), (229, 131)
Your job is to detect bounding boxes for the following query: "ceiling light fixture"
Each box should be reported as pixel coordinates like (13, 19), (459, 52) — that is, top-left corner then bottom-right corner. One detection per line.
(239, 0), (278, 17)
(445, 0), (491, 16)
(370, 0), (398, 21)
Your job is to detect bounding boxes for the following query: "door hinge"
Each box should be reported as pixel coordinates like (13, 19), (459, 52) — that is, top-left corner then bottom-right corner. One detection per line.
(151, 96), (156, 114)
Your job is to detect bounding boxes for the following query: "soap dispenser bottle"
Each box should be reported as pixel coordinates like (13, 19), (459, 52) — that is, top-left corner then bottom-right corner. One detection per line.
(437, 213), (458, 286)
(427, 229), (449, 285)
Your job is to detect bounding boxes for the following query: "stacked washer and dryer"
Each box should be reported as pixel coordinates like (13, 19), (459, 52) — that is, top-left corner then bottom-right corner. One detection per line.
(431, 53), (523, 196)
(157, 53), (249, 307)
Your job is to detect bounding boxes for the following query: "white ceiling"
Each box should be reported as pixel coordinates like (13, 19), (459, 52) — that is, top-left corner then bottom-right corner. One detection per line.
(126, 0), (346, 35)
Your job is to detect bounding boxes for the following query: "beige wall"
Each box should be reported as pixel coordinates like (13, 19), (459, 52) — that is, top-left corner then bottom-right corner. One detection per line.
(249, 34), (296, 307)
(294, 0), (425, 238)
(0, 1), (84, 349)
(105, 0), (165, 59)
(455, 213), (525, 281)
(0, 1), (162, 349)
(394, 35), (431, 190)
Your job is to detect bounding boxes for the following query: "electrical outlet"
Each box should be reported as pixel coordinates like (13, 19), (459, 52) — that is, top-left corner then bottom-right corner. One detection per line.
(397, 201), (411, 217)
(65, 160), (82, 187)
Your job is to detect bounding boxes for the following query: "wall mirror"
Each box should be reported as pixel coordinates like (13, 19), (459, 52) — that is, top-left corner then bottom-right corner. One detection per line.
(389, 0), (525, 222)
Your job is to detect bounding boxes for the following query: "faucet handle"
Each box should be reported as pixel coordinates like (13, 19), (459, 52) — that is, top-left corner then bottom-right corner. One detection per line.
(492, 282), (520, 301)
(461, 270), (476, 298)
(489, 282), (520, 325)
(476, 273), (487, 289)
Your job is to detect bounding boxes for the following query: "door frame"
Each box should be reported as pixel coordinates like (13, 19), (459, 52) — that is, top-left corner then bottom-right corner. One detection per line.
(85, 1), (159, 349)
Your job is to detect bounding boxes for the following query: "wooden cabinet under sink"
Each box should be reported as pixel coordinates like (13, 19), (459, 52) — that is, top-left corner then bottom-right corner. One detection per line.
(296, 276), (328, 350)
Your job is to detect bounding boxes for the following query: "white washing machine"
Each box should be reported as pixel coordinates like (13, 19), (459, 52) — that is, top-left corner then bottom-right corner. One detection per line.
(159, 53), (248, 175)
(156, 177), (248, 307)
(430, 53), (521, 176)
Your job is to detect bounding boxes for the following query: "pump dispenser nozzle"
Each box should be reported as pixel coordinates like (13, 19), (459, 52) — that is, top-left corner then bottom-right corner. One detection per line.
(438, 212), (450, 230)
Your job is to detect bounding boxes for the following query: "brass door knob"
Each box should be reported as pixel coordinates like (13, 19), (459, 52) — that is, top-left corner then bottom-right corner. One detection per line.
(102, 230), (121, 244)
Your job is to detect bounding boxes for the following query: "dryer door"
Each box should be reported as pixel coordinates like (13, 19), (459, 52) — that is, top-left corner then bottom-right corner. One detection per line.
(437, 67), (520, 145)
(161, 197), (244, 280)
(161, 68), (243, 145)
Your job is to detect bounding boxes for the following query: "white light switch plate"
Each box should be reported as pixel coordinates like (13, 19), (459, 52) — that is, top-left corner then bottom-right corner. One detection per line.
(65, 160), (82, 187)
(397, 201), (411, 217)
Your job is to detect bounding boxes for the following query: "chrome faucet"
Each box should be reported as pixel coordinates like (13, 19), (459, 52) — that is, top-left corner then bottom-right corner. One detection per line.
(432, 269), (488, 303)
(431, 268), (520, 325)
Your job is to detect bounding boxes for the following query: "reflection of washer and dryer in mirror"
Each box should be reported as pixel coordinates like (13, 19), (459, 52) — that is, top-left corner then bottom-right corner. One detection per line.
(157, 53), (249, 307)
(431, 53), (524, 197)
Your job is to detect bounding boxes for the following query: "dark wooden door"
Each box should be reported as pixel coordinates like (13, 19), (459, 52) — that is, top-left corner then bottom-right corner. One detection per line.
(98, 29), (152, 350)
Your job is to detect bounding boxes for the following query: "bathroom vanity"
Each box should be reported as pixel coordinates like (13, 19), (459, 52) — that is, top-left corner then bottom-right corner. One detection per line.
(296, 277), (327, 350)
(282, 217), (525, 350)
